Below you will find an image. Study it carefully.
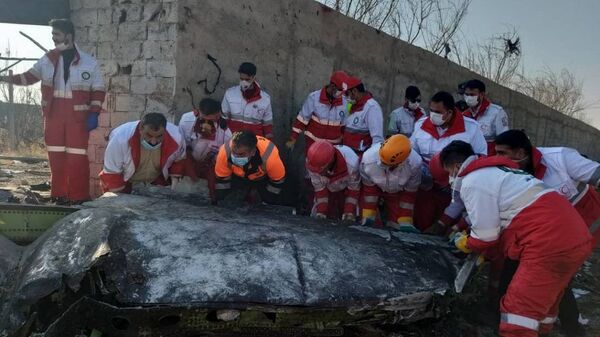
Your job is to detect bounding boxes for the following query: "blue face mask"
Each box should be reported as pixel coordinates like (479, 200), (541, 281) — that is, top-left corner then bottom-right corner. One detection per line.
(231, 154), (250, 167)
(141, 139), (162, 150)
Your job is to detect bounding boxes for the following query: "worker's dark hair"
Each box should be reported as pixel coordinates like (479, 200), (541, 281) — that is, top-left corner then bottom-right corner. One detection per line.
(49, 19), (75, 40)
(354, 83), (366, 93)
(431, 91), (455, 111)
(457, 81), (468, 95)
(495, 129), (533, 156)
(440, 141), (475, 168)
(141, 113), (167, 131)
(464, 79), (486, 93)
(232, 130), (258, 150)
(405, 86), (421, 100)
(238, 62), (257, 76)
(198, 98), (221, 116)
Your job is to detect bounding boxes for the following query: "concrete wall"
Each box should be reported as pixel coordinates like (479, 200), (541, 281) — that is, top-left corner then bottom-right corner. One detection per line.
(68, 0), (600, 196)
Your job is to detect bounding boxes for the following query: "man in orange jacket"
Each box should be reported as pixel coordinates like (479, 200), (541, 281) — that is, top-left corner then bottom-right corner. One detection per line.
(214, 130), (285, 204)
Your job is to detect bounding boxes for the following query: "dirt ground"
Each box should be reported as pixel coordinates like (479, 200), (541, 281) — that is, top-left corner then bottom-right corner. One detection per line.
(0, 155), (598, 337)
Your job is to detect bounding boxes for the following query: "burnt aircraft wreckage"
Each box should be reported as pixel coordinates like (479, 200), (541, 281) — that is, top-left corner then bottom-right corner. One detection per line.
(0, 188), (464, 337)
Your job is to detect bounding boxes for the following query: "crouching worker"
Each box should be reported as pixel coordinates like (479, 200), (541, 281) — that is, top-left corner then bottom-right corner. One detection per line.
(214, 131), (285, 205)
(360, 135), (422, 232)
(179, 98), (232, 203)
(100, 113), (186, 193)
(305, 140), (360, 221)
(441, 140), (592, 337)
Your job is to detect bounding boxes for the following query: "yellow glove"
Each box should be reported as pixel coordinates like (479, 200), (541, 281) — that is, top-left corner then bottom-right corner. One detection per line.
(285, 139), (296, 150)
(453, 232), (472, 254)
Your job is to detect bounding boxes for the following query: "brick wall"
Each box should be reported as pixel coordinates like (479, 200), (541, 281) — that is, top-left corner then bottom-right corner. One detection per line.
(69, 0), (179, 198)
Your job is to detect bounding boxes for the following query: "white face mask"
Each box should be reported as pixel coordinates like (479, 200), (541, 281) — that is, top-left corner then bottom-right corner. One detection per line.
(464, 95), (479, 108)
(408, 102), (420, 111)
(55, 42), (69, 51)
(240, 80), (253, 91)
(430, 111), (445, 126)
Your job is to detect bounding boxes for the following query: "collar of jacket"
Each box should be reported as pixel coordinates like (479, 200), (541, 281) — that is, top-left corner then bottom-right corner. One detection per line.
(420, 109), (466, 140)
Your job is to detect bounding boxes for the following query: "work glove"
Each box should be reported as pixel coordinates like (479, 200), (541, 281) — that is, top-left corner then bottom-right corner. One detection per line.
(453, 232), (472, 254)
(314, 213), (327, 220)
(341, 213), (355, 223)
(285, 139), (296, 150)
(87, 112), (99, 131)
(387, 221), (420, 234)
(423, 220), (446, 235)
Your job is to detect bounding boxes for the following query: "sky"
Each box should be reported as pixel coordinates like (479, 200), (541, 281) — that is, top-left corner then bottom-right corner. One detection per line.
(461, 0), (600, 128)
(1, 1), (599, 127)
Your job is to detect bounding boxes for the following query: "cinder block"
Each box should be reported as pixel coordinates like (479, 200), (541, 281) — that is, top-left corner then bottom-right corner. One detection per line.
(112, 42), (142, 63)
(147, 22), (177, 41)
(109, 76), (131, 93)
(111, 111), (141, 127)
(115, 94), (146, 113)
(146, 96), (171, 114)
(147, 60), (176, 78)
(131, 76), (158, 95)
(72, 9), (98, 27)
(118, 23), (148, 41)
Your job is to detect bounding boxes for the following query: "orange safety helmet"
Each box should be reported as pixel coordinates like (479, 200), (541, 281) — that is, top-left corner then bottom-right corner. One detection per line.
(429, 152), (450, 187)
(379, 135), (411, 166)
(306, 140), (336, 173)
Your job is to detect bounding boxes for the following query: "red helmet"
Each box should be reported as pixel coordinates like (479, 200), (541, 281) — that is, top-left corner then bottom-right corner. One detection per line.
(345, 76), (362, 90)
(429, 152), (449, 187)
(330, 71), (349, 92)
(306, 141), (335, 173)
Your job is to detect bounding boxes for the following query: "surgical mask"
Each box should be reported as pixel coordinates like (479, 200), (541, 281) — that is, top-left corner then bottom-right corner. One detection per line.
(55, 42), (69, 51)
(408, 102), (420, 110)
(464, 95), (479, 108)
(430, 111), (445, 126)
(141, 139), (162, 150)
(231, 154), (249, 167)
(240, 80), (253, 91)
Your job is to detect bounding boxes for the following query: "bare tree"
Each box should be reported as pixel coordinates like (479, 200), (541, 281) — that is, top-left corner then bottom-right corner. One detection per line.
(320, 0), (471, 56)
(516, 68), (591, 122)
(454, 28), (522, 86)
(0, 47), (44, 152)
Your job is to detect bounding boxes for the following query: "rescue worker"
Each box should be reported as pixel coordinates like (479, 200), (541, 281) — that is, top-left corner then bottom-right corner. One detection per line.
(100, 113), (186, 193)
(305, 140), (360, 221)
(286, 71), (349, 152)
(179, 98), (232, 204)
(495, 129), (600, 336)
(215, 131), (285, 204)
(342, 77), (384, 154)
(410, 91), (487, 231)
(360, 135), (422, 232)
(221, 62), (273, 138)
(495, 129), (600, 245)
(0, 19), (105, 204)
(462, 79), (509, 155)
(388, 85), (425, 137)
(442, 140), (592, 337)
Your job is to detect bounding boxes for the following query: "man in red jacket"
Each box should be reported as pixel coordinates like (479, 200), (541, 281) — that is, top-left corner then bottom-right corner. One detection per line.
(441, 140), (592, 337)
(0, 19), (105, 204)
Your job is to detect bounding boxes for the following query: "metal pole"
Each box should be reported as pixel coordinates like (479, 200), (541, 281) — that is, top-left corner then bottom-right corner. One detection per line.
(8, 70), (16, 151)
